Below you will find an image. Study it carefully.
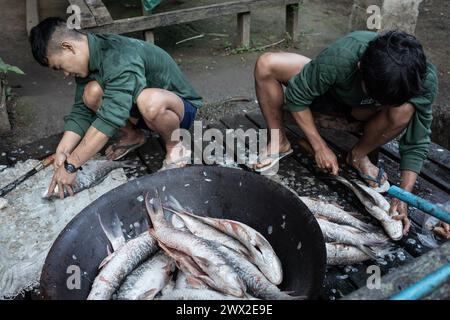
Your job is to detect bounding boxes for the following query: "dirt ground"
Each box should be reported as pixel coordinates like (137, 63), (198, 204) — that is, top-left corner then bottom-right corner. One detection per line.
(0, 0), (449, 152)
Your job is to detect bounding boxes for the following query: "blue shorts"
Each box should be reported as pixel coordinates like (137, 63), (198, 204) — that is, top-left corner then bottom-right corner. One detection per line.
(130, 97), (197, 131)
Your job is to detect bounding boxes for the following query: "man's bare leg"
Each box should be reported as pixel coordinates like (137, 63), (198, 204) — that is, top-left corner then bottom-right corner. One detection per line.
(347, 103), (415, 187)
(136, 88), (189, 166)
(82, 80), (146, 160)
(254, 52), (311, 169)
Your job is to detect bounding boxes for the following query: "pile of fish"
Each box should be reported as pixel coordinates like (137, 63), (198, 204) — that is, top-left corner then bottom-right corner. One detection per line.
(88, 192), (299, 300)
(300, 176), (403, 265)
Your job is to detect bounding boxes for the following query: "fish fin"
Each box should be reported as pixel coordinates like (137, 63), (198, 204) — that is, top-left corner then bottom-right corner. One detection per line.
(358, 245), (378, 260)
(167, 195), (185, 212)
(141, 288), (159, 300)
(98, 251), (117, 269)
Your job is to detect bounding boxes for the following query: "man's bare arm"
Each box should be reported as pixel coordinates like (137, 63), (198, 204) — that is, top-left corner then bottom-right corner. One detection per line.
(66, 126), (109, 168)
(291, 108), (339, 174)
(54, 131), (82, 167)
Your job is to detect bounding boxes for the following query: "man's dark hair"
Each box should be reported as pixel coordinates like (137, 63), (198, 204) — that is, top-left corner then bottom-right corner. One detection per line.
(29, 17), (83, 67)
(360, 31), (427, 106)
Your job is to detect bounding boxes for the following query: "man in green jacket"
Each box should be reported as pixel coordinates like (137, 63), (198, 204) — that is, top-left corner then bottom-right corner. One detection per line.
(29, 18), (203, 199)
(253, 31), (439, 235)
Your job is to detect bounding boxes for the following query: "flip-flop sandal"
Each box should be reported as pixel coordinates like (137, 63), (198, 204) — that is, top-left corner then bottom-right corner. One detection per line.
(253, 149), (293, 173)
(158, 152), (192, 172)
(355, 161), (390, 193)
(110, 140), (147, 161)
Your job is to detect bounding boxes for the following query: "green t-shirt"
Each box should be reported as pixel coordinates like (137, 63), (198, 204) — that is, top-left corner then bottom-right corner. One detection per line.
(285, 31), (439, 173)
(64, 33), (203, 138)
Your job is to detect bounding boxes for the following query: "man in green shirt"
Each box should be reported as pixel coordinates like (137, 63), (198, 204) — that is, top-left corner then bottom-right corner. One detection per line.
(253, 31), (439, 235)
(29, 18), (203, 199)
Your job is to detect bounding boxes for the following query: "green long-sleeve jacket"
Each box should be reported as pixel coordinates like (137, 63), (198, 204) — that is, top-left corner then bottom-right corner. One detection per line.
(284, 31), (439, 174)
(64, 33), (203, 138)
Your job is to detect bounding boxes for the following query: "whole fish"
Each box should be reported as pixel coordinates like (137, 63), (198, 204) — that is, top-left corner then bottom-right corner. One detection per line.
(176, 210), (283, 285)
(164, 202), (251, 258)
(300, 197), (377, 232)
(116, 251), (175, 300)
(146, 192), (246, 298)
(317, 218), (388, 259)
(216, 245), (301, 300)
(157, 288), (244, 300)
(333, 176), (403, 241)
(87, 231), (159, 300)
(326, 243), (371, 265)
(45, 159), (133, 199)
(325, 243), (393, 265)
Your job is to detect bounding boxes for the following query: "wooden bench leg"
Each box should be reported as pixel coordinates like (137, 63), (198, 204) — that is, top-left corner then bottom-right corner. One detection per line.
(286, 4), (300, 43)
(26, 0), (40, 36)
(237, 12), (251, 47)
(143, 30), (155, 43)
(142, 6), (155, 44)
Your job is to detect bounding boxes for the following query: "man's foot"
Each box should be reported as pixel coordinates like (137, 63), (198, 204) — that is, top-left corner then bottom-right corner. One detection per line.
(160, 142), (192, 171)
(346, 152), (388, 188)
(105, 129), (146, 161)
(253, 139), (293, 172)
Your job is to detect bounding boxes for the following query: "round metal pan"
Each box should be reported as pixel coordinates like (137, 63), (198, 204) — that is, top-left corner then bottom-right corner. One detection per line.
(40, 165), (326, 299)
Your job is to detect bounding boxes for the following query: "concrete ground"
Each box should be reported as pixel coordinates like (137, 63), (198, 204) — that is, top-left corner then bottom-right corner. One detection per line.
(0, 0), (449, 152)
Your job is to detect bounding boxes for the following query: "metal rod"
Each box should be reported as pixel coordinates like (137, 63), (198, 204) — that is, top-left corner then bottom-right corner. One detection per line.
(387, 186), (450, 224)
(390, 263), (450, 300)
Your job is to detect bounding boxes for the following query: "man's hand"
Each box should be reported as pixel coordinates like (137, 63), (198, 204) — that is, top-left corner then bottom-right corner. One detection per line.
(433, 221), (450, 240)
(54, 151), (69, 169)
(47, 166), (76, 199)
(390, 198), (411, 235)
(315, 146), (339, 175)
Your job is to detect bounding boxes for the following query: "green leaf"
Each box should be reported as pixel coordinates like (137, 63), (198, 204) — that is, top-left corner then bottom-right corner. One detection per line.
(6, 65), (25, 75)
(0, 57), (25, 75)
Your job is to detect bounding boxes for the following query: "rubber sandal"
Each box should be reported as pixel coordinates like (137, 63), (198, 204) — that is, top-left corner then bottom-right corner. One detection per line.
(355, 161), (390, 193)
(159, 151), (192, 172)
(110, 139), (147, 161)
(253, 149), (293, 173)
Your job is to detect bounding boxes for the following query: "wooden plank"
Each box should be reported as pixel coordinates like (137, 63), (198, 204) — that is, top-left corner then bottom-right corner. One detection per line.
(26, 0), (40, 36)
(136, 134), (166, 173)
(427, 143), (450, 170)
(68, 0), (98, 28)
(343, 241), (450, 300)
(321, 267), (358, 300)
(85, 0), (114, 26)
(89, 0), (301, 34)
(286, 3), (300, 43)
(237, 12), (251, 47)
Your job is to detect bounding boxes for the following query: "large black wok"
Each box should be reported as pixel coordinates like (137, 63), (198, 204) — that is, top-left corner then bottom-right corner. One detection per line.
(40, 166), (326, 299)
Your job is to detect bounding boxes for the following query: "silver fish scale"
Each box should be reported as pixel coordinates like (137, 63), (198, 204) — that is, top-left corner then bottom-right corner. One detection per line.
(87, 232), (159, 300)
(215, 245), (296, 300)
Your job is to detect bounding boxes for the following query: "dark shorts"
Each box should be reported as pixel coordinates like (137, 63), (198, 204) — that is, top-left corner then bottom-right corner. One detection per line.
(308, 91), (378, 122)
(129, 97), (197, 131)
(309, 91), (354, 121)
